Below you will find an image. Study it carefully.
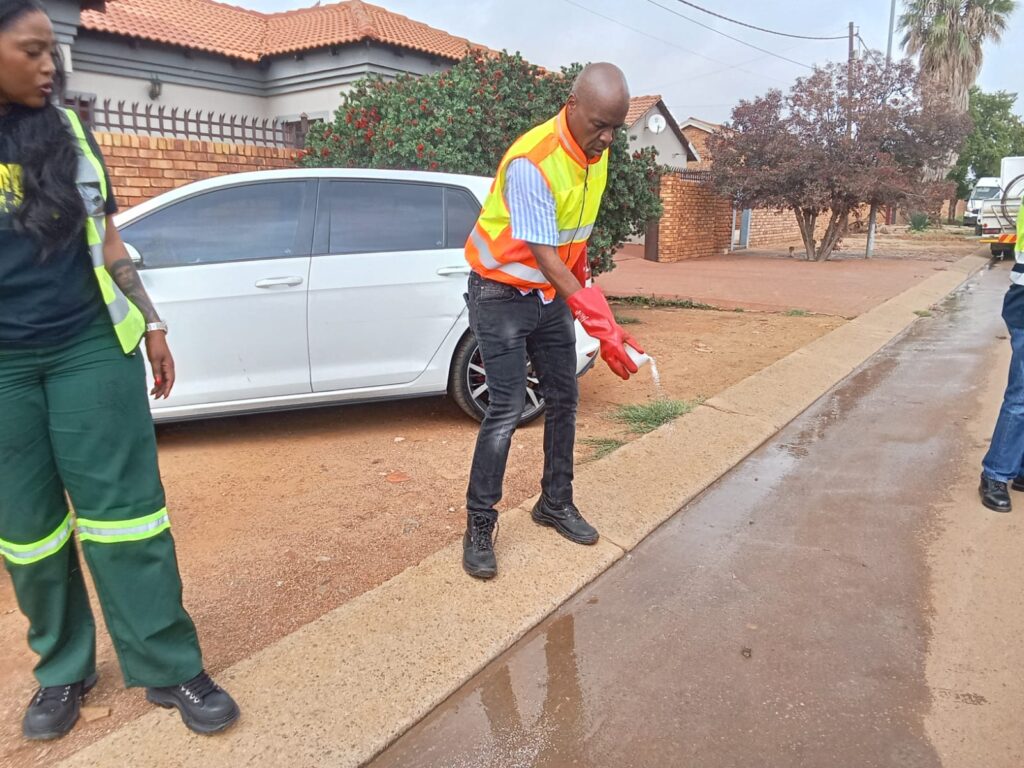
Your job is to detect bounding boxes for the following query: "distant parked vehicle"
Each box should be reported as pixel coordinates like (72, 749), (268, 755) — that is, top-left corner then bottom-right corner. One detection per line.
(979, 158), (1024, 258)
(964, 176), (1001, 228)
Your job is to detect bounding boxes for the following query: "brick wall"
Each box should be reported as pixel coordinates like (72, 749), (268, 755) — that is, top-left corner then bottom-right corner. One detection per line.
(747, 208), (830, 249)
(653, 174), (732, 262)
(747, 207), (859, 250)
(95, 133), (297, 208)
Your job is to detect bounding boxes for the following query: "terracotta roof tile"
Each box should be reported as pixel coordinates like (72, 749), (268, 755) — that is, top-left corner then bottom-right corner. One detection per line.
(626, 94), (662, 127)
(80, 0), (486, 63)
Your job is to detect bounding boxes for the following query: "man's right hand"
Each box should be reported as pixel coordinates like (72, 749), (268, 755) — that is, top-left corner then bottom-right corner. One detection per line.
(566, 286), (643, 380)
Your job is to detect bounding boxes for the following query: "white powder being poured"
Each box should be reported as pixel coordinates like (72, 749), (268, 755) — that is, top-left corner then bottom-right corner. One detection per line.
(647, 355), (663, 396)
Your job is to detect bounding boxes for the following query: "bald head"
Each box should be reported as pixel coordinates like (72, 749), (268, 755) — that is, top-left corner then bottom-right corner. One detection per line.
(572, 63), (630, 113)
(565, 62), (630, 159)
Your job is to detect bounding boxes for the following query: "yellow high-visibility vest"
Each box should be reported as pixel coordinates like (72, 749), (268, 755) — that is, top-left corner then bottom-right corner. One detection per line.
(61, 108), (145, 354)
(465, 107), (608, 300)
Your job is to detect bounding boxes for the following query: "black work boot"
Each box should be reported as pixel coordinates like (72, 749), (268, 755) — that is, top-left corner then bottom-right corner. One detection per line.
(1012, 475), (1024, 492)
(22, 673), (98, 741)
(980, 474), (1012, 513)
(146, 671), (239, 734)
(531, 497), (599, 545)
(463, 513), (498, 580)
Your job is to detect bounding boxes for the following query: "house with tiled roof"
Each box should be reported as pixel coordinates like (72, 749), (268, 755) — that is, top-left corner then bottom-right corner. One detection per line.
(43, 0), (490, 126)
(678, 117), (721, 171)
(626, 94), (698, 170)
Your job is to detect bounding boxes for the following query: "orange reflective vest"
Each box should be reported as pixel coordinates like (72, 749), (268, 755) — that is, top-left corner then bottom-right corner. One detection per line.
(465, 107), (608, 300)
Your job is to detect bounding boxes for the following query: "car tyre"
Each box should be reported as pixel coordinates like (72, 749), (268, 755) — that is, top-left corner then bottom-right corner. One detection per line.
(449, 333), (546, 426)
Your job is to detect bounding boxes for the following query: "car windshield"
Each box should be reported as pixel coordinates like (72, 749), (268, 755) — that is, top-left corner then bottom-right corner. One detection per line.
(971, 186), (1001, 200)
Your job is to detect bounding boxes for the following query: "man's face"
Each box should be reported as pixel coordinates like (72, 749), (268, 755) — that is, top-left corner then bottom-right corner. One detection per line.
(0, 10), (56, 111)
(565, 93), (628, 159)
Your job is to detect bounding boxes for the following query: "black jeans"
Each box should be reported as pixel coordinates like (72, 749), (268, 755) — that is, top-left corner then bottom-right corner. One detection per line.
(465, 272), (578, 520)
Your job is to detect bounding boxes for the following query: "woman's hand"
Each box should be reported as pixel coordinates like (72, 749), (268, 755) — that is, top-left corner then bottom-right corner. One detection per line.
(145, 332), (175, 399)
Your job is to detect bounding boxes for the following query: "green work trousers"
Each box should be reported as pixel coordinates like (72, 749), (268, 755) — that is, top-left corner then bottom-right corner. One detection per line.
(0, 316), (203, 688)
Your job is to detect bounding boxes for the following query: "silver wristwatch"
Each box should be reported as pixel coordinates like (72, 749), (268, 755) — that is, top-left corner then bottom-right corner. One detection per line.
(145, 321), (169, 335)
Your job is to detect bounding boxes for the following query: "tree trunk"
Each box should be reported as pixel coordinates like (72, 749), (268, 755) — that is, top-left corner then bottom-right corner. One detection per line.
(865, 202), (878, 258)
(817, 209), (848, 261)
(947, 193), (959, 224)
(794, 208), (817, 261)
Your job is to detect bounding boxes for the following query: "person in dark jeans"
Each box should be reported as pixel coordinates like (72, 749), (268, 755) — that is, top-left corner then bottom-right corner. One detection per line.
(461, 63), (644, 579)
(981, 202), (1024, 512)
(978, 219), (1024, 512)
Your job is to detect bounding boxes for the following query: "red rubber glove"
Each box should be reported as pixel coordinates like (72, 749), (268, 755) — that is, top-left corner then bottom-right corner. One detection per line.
(567, 286), (644, 380)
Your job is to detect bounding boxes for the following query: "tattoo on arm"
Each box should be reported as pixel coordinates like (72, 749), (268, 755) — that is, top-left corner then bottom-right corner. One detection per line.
(108, 258), (160, 323)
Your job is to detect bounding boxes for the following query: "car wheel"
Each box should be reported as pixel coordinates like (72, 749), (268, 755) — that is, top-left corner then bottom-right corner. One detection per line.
(449, 333), (546, 425)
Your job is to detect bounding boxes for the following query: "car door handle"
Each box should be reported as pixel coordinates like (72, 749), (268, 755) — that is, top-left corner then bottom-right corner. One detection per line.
(436, 266), (472, 277)
(255, 276), (304, 289)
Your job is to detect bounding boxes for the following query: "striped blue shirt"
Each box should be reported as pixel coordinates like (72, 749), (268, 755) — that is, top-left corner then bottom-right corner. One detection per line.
(505, 158), (558, 246)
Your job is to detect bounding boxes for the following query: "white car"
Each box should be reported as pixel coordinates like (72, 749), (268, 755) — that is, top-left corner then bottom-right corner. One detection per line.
(115, 168), (600, 424)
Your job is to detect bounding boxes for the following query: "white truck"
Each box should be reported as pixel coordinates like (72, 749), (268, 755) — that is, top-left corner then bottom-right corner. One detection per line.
(965, 176), (1001, 228)
(979, 156), (1024, 258)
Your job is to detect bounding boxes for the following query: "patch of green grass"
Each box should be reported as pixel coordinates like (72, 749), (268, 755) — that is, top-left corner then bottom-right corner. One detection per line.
(610, 295), (720, 311)
(785, 309), (810, 317)
(613, 314), (641, 325)
(914, 309), (933, 318)
(612, 399), (698, 435)
(581, 437), (626, 461)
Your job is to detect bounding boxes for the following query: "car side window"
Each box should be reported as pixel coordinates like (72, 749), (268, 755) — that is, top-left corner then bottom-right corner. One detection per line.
(445, 187), (481, 248)
(121, 181), (310, 268)
(325, 181), (444, 254)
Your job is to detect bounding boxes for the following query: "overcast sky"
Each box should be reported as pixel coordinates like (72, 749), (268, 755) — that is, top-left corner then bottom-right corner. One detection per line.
(239, 0), (1022, 123)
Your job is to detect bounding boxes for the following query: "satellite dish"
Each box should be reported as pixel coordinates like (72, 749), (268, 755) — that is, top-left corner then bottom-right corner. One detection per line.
(646, 114), (667, 135)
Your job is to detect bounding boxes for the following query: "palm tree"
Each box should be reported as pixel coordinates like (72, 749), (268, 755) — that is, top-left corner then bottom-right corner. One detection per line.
(899, 0), (1016, 113)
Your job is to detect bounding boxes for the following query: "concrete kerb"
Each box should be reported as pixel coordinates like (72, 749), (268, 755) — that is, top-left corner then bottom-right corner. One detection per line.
(56, 255), (987, 768)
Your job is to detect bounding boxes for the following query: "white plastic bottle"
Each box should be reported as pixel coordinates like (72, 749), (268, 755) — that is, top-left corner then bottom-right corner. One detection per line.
(625, 343), (650, 369)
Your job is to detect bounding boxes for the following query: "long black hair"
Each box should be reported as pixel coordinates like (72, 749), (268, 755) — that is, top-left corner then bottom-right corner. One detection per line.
(0, 0), (85, 255)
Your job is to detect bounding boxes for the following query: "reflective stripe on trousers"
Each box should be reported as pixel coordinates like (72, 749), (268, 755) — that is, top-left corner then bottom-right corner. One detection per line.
(0, 512), (74, 566)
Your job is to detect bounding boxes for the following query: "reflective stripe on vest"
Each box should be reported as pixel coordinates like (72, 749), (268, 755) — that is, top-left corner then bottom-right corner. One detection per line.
(76, 508), (171, 545)
(0, 512), (74, 566)
(60, 109), (145, 355)
(465, 108), (608, 299)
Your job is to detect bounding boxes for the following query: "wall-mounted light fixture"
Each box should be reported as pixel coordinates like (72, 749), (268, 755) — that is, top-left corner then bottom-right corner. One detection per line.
(148, 73), (162, 100)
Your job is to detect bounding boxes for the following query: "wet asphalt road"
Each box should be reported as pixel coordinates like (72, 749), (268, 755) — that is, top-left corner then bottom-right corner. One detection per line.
(369, 265), (1005, 768)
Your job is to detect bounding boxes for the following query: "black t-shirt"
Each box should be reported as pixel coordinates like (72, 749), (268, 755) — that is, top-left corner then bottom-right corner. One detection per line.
(0, 109), (118, 349)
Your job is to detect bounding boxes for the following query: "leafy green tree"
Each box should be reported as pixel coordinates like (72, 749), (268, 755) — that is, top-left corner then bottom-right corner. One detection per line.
(899, 0), (1016, 112)
(899, 0), (1016, 178)
(947, 87), (1024, 203)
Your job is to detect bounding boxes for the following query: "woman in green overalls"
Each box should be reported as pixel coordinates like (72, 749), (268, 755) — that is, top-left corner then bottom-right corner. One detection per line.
(0, 0), (238, 740)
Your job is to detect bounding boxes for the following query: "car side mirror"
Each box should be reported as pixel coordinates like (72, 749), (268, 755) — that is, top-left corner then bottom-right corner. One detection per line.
(124, 242), (143, 266)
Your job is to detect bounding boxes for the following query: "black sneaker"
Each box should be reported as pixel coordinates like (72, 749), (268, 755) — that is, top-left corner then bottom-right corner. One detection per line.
(463, 513), (498, 580)
(146, 671), (239, 735)
(980, 474), (1012, 513)
(1012, 475), (1024, 492)
(22, 673), (98, 741)
(531, 497), (599, 545)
